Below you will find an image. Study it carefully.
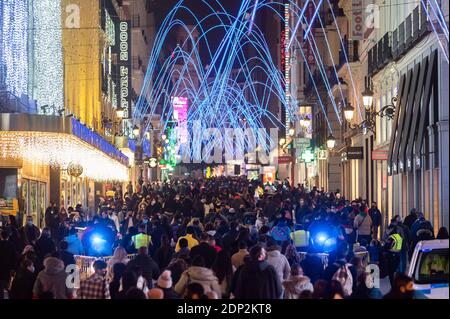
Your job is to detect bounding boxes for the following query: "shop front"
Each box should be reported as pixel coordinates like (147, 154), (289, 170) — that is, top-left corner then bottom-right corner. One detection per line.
(341, 146), (364, 200)
(0, 114), (130, 225)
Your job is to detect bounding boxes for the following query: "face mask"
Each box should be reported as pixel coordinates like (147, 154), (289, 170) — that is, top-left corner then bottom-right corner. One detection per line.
(28, 265), (35, 273)
(26, 221), (33, 226)
(151, 200), (156, 205)
(143, 219), (149, 224)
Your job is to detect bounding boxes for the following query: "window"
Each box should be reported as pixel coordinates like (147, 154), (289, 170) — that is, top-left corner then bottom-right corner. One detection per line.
(414, 249), (449, 285)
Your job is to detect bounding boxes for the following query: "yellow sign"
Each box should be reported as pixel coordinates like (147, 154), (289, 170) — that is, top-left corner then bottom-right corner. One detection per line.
(0, 198), (19, 216)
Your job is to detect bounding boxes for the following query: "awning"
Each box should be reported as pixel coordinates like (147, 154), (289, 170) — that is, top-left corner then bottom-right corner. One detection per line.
(414, 50), (438, 170)
(387, 49), (438, 175)
(389, 69), (412, 175)
(405, 55), (429, 171)
(0, 114), (129, 181)
(398, 62), (421, 172)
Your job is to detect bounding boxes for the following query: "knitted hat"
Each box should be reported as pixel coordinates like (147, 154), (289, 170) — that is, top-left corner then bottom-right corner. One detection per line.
(157, 270), (173, 289)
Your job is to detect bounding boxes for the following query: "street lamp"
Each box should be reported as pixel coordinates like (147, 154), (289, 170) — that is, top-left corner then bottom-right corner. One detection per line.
(362, 86), (374, 110)
(343, 103), (355, 122)
(343, 84), (397, 134)
(326, 134), (336, 150)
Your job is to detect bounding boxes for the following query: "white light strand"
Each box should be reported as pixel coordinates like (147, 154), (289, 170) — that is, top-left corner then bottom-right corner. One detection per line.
(0, 132), (129, 182)
(0, 0), (28, 96)
(31, 0), (64, 113)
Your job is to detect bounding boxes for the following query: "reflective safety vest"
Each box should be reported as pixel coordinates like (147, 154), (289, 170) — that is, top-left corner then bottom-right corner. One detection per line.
(290, 229), (310, 248)
(132, 233), (152, 249)
(389, 233), (403, 253)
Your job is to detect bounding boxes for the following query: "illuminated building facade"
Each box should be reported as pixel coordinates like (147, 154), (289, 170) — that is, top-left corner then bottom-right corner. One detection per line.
(0, 0), (147, 226)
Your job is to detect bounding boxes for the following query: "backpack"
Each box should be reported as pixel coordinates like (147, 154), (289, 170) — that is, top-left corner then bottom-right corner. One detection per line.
(331, 263), (353, 297)
(270, 224), (291, 242)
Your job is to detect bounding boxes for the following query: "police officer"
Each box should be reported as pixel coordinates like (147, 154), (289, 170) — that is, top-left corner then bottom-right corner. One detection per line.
(290, 224), (310, 253)
(132, 224), (152, 251)
(384, 228), (403, 287)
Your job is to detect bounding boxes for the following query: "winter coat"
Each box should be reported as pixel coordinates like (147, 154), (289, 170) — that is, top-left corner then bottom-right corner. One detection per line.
(282, 275), (314, 299)
(354, 213), (372, 236)
(231, 249), (249, 269)
(33, 257), (72, 299)
(323, 259), (358, 292)
(174, 266), (222, 298)
(234, 260), (282, 299)
(126, 254), (160, 288)
(267, 250), (291, 282)
(189, 242), (217, 269)
(10, 268), (37, 299)
(35, 237), (56, 262)
(18, 225), (41, 247)
(300, 254), (323, 284)
(0, 240), (18, 280)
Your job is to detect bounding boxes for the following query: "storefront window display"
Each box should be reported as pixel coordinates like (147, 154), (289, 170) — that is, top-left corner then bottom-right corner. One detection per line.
(20, 179), (47, 228)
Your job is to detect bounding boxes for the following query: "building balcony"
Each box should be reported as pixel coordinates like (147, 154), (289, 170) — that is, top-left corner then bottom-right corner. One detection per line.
(368, 4), (430, 76)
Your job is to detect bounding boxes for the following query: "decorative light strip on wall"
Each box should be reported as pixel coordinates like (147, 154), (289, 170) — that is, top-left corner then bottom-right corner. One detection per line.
(31, 0), (64, 113)
(0, 131), (129, 182)
(0, 0), (28, 96)
(284, 2), (291, 136)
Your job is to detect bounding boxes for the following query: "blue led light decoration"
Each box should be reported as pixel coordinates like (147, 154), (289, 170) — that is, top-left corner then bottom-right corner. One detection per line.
(0, 0), (28, 96)
(133, 0), (368, 162)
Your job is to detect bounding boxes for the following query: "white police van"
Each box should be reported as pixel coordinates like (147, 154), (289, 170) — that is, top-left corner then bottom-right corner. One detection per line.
(408, 239), (449, 299)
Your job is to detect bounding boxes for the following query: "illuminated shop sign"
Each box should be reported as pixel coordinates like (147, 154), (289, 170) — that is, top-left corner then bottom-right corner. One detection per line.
(117, 20), (131, 118)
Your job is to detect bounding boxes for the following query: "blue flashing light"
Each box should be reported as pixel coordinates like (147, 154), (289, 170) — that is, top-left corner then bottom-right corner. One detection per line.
(314, 232), (327, 244)
(312, 231), (337, 253)
(90, 234), (108, 254)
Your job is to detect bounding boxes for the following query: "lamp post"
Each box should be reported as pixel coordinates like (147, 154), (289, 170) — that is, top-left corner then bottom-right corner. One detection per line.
(343, 79), (397, 134)
(326, 134), (336, 150)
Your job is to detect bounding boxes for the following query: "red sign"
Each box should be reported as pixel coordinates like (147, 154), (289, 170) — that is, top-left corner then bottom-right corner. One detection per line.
(277, 156), (293, 164)
(372, 150), (388, 160)
(382, 175), (387, 189)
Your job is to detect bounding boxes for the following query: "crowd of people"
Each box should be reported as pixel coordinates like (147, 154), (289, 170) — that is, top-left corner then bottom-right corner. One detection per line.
(0, 176), (448, 299)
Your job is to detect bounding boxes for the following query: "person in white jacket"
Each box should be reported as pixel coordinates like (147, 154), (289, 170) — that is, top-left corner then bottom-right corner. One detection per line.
(108, 209), (121, 233)
(266, 240), (291, 283)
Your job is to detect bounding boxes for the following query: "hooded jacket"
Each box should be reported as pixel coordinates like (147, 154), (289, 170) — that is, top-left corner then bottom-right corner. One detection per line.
(33, 257), (72, 299)
(266, 250), (291, 282)
(234, 260), (282, 299)
(174, 266), (222, 298)
(282, 275), (314, 299)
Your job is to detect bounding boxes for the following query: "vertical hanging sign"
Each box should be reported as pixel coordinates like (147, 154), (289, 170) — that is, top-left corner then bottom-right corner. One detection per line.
(351, 0), (364, 40)
(117, 20), (132, 118)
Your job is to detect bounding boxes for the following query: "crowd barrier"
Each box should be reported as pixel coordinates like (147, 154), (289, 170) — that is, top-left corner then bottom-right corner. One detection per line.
(298, 251), (369, 269)
(74, 254), (136, 280)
